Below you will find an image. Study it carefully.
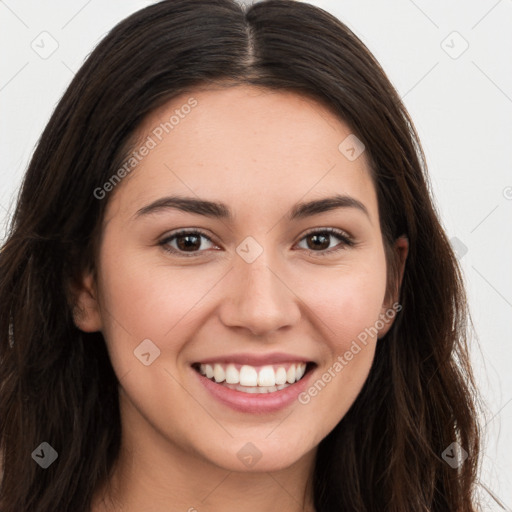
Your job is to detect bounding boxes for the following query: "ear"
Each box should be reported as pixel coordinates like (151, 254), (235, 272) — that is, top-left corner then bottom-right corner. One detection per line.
(70, 271), (103, 333)
(377, 235), (408, 338)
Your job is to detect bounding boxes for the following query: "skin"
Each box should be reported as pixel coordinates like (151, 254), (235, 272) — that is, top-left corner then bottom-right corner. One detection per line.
(74, 84), (408, 512)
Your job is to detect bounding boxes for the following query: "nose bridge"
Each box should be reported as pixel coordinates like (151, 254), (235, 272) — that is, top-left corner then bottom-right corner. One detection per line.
(219, 237), (301, 336)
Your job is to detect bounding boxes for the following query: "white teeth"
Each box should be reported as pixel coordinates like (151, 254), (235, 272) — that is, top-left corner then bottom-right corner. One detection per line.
(239, 365), (258, 386)
(225, 364), (239, 384)
(257, 366), (276, 387)
(197, 362), (308, 388)
(213, 364), (225, 383)
(275, 367), (287, 385)
(286, 365), (296, 384)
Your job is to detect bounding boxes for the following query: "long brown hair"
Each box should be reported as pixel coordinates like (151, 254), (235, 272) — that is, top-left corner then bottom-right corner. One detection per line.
(0, 0), (482, 510)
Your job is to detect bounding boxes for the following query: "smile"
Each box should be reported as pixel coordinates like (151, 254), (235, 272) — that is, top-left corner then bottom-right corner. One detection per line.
(193, 362), (309, 394)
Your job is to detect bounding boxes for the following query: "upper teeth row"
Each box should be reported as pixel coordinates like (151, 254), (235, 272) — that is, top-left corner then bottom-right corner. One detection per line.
(199, 363), (307, 386)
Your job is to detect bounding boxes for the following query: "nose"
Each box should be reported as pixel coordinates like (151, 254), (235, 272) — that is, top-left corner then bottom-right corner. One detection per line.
(218, 250), (301, 337)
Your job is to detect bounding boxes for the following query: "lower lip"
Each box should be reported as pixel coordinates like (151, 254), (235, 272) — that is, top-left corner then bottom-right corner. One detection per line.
(193, 365), (315, 414)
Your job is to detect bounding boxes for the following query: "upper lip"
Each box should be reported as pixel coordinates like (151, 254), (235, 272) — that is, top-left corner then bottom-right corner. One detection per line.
(193, 352), (315, 367)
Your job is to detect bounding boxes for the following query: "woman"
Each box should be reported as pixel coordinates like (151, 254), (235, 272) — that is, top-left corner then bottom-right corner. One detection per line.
(0, 0), (482, 510)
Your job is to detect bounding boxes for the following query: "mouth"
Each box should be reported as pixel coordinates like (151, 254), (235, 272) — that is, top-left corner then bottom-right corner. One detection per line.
(191, 361), (316, 394)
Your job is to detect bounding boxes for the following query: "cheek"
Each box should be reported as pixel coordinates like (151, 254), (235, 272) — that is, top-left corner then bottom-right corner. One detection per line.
(296, 258), (388, 352)
(97, 242), (221, 342)
(290, 256), (387, 419)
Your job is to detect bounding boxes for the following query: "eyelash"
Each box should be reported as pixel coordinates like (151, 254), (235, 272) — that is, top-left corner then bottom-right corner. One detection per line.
(159, 228), (355, 258)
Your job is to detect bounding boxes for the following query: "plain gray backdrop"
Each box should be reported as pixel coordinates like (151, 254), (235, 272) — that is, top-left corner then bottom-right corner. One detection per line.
(1, 0), (511, 508)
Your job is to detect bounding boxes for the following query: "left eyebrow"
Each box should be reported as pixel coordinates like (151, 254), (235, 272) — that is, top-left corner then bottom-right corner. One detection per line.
(288, 194), (370, 221)
(132, 193), (370, 222)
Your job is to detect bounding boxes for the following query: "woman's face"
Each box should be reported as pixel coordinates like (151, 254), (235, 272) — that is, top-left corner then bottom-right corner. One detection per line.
(76, 84), (406, 474)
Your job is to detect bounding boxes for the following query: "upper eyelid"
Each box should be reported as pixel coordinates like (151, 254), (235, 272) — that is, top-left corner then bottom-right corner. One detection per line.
(160, 227), (353, 251)
(300, 226), (352, 240)
(160, 228), (216, 245)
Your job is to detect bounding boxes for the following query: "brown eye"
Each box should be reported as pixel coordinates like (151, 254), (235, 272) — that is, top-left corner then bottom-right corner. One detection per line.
(305, 232), (331, 251)
(175, 233), (202, 252)
(160, 230), (216, 257)
(296, 228), (354, 256)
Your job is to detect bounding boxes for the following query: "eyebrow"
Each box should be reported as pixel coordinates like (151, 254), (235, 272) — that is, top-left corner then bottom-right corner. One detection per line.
(133, 194), (370, 222)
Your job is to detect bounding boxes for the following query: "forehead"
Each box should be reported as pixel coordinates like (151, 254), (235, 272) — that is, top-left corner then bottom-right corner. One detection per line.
(105, 84), (377, 223)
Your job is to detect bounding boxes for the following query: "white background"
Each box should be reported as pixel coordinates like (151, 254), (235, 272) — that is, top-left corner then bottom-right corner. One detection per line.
(1, 0), (511, 508)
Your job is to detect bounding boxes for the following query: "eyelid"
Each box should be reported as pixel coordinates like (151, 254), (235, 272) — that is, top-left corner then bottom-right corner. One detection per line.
(295, 227), (355, 257)
(159, 227), (355, 257)
(300, 226), (354, 244)
(159, 228), (218, 258)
